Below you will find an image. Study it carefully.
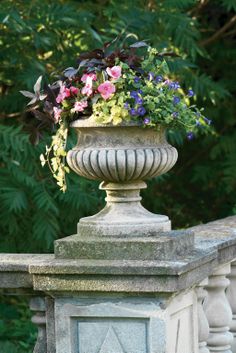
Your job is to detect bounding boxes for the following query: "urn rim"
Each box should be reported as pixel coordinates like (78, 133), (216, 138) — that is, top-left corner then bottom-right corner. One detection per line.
(70, 116), (147, 129)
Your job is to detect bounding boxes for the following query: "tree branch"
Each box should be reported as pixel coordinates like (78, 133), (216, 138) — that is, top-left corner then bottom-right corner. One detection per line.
(189, 0), (209, 16)
(0, 112), (21, 119)
(200, 15), (236, 46)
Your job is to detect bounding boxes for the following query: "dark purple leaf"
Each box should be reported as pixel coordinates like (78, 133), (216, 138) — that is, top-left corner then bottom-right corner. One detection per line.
(63, 67), (78, 78)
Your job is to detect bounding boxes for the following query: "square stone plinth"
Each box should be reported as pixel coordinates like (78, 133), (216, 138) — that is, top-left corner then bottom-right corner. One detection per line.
(54, 230), (194, 260)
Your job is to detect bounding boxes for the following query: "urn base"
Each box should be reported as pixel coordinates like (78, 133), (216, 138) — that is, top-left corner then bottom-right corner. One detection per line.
(78, 181), (171, 238)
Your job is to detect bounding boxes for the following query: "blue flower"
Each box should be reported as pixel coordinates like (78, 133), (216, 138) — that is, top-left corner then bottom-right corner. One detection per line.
(134, 76), (141, 83)
(203, 117), (212, 125)
(188, 89), (195, 97)
(130, 108), (138, 116)
(130, 90), (143, 104)
(124, 102), (129, 109)
(130, 91), (138, 98)
(143, 117), (150, 125)
(169, 81), (180, 90)
(155, 75), (163, 83)
(172, 112), (179, 118)
(173, 96), (181, 105)
(135, 96), (143, 105)
(137, 106), (146, 116)
(187, 132), (194, 140)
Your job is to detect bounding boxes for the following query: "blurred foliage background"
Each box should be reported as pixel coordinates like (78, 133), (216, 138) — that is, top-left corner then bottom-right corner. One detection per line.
(0, 0), (236, 351)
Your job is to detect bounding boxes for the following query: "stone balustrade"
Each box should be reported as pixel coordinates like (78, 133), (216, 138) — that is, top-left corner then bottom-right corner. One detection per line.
(1, 216), (236, 353)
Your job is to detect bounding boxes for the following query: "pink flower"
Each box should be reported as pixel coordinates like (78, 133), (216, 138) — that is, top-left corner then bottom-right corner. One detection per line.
(73, 100), (88, 112)
(98, 81), (116, 100)
(53, 107), (62, 123)
(70, 86), (79, 95)
(81, 76), (93, 96)
(81, 73), (97, 82)
(56, 85), (71, 103)
(106, 66), (122, 79)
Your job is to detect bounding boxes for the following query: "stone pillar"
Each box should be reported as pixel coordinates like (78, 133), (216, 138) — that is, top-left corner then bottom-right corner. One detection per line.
(52, 289), (199, 353)
(196, 278), (210, 353)
(227, 261), (236, 352)
(204, 263), (233, 353)
(30, 296), (47, 353)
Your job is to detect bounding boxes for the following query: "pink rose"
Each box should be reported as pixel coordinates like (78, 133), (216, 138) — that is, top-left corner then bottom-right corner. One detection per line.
(73, 100), (88, 112)
(53, 107), (62, 123)
(70, 86), (79, 95)
(56, 85), (71, 103)
(106, 66), (122, 79)
(81, 73), (97, 82)
(98, 81), (116, 100)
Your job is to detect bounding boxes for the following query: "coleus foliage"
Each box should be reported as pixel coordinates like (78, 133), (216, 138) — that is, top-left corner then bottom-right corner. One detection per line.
(20, 38), (211, 191)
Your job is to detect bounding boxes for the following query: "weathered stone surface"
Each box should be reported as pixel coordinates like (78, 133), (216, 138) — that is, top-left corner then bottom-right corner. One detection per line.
(190, 216), (236, 264)
(29, 250), (216, 276)
(1, 217), (236, 353)
(0, 254), (53, 271)
(0, 217), (236, 295)
(67, 120), (177, 237)
(30, 245), (217, 294)
(54, 230), (194, 260)
(30, 297), (47, 353)
(0, 254), (53, 289)
(54, 290), (198, 353)
(45, 297), (56, 353)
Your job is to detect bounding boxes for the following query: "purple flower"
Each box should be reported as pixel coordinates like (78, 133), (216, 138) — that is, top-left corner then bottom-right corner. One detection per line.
(187, 132), (195, 140)
(124, 102), (129, 109)
(134, 76), (141, 83)
(135, 96), (143, 105)
(130, 108), (138, 116)
(130, 90), (143, 104)
(173, 96), (180, 105)
(130, 91), (138, 98)
(172, 112), (179, 118)
(203, 117), (212, 125)
(148, 72), (155, 81)
(169, 81), (180, 90)
(143, 117), (150, 125)
(155, 75), (163, 83)
(137, 106), (146, 116)
(188, 89), (195, 97)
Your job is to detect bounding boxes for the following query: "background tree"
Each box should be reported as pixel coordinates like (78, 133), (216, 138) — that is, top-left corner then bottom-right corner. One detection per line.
(0, 0), (236, 351)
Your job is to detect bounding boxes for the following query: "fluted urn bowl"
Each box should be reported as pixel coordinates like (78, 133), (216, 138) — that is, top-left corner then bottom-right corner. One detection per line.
(67, 117), (178, 237)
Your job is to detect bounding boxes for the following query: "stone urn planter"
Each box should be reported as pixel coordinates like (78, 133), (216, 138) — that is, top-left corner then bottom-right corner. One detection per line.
(67, 117), (178, 238)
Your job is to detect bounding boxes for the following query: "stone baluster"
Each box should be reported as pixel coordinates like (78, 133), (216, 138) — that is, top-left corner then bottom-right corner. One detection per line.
(227, 261), (236, 352)
(30, 296), (47, 353)
(196, 278), (210, 353)
(204, 263), (233, 353)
